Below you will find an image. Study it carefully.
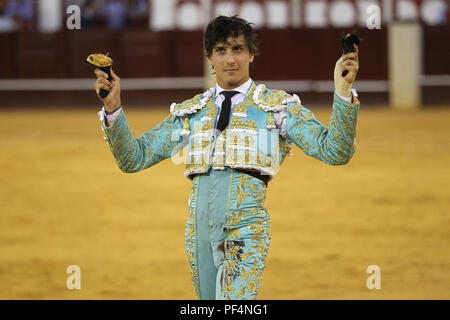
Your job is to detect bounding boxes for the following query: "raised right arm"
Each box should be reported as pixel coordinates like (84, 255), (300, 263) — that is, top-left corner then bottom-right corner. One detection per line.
(94, 68), (185, 173)
(99, 108), (184, 173)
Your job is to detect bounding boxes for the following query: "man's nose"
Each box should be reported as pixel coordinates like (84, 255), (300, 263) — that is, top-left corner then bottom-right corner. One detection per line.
(224, 51), (236, 65)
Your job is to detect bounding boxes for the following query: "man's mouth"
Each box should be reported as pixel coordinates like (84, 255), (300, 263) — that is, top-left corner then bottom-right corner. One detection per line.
(225, 69), (238, 73)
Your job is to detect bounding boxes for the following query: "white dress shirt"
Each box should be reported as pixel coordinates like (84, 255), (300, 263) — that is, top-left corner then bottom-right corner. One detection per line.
(213, 78), (253, 131)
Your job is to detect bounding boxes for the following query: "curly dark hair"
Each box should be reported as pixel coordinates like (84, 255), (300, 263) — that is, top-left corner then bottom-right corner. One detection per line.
(204, 15), (259, 58)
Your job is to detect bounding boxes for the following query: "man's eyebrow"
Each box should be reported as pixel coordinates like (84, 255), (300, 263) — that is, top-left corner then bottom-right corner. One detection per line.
(213, 42), (245, 50)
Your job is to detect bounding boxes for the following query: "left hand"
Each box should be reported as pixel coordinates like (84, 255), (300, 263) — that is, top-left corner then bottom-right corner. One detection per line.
(334, 44), (359, 97)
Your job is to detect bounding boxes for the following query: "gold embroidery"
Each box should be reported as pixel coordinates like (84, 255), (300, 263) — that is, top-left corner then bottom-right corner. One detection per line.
(230, 117), (245, 129)
(229, 228), (241, 239)
(247, 281), (257, 293)
(266, 111), (276, 129)
(240, 251), (255, 261)
(223, 277), (235, 295)
(236, 286), (246, 298)
(257, 87), (291, 107)
(248, 223), (265, 234)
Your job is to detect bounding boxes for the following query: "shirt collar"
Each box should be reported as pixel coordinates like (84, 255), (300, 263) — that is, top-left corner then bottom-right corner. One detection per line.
(215, 78), (253, 98)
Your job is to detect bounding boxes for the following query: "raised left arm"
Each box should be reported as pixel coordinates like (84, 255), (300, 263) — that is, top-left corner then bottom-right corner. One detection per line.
(284, 44), (360, 165)
(285, 95), (359, 166)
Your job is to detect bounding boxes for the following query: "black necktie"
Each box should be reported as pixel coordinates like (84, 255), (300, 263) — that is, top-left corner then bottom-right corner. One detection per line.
(217, 90), (239, 133)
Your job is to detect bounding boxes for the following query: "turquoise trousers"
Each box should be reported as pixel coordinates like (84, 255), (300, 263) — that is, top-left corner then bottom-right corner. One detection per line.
(184, 168), (271, 300)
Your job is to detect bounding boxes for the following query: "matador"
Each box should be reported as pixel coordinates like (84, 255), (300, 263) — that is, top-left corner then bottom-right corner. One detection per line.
(94, 16), (360, 300)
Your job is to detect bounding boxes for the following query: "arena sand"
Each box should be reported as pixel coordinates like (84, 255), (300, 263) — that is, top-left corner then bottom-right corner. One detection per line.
(0, 106), (449, 299)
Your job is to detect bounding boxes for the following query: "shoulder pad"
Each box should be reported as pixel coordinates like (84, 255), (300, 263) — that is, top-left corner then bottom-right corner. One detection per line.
(253, 84), (301, 112)
(170, 88), (215, 117)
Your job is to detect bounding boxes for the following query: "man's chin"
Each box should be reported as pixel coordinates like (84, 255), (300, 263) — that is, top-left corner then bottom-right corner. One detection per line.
(223, 77), (244, 89)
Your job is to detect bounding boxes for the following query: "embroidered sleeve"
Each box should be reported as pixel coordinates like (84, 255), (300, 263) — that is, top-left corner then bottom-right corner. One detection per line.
(100, 108), (185, 173)
(285, 92), (360, 165)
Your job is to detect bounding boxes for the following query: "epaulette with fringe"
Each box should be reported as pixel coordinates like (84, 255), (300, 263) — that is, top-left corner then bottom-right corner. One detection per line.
(170, 88), (215, 117)
(253, 84), (301, 129)
(169, 87), (215, 136)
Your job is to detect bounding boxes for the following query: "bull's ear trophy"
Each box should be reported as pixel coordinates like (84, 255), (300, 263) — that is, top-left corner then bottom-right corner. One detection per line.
(341, 33), (360, 77)
(85, 53), (114, 98)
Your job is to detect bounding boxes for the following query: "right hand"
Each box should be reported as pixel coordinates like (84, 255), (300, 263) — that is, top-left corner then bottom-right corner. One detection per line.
(94, 68), (121, 113)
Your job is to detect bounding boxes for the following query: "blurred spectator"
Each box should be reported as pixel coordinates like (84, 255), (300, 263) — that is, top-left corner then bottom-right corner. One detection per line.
(442, 1), (448, 24)
(82, 0), (98, 28)
(127, 0), (148, 28)
(0, 0), (151, 32)
(2, 0), (34, 31)
(102, 0), (127, 30)
(61, 0), (149, 30)
(64, 0), (87, 6)
(411, 0), (448, 25)
(128, 0), (147, 19)
(64, 0), (99, 28)
(0, 0), (16, 32)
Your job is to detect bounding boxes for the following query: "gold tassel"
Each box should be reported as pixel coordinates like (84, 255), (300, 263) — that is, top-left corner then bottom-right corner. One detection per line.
(181, 117), (190, 136)
(266, 112), (276, 129)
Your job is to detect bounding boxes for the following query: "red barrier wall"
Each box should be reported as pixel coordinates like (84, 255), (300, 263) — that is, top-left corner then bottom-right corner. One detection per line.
(0, 26), (449, 106)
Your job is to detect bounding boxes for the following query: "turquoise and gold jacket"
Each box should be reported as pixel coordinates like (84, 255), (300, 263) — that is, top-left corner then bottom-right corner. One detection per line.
(100, 81), (359, 180)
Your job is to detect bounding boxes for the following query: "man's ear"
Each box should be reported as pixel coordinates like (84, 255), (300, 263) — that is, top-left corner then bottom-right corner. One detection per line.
(206, 54), (213, 68)
(249, 54), (255, 63)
